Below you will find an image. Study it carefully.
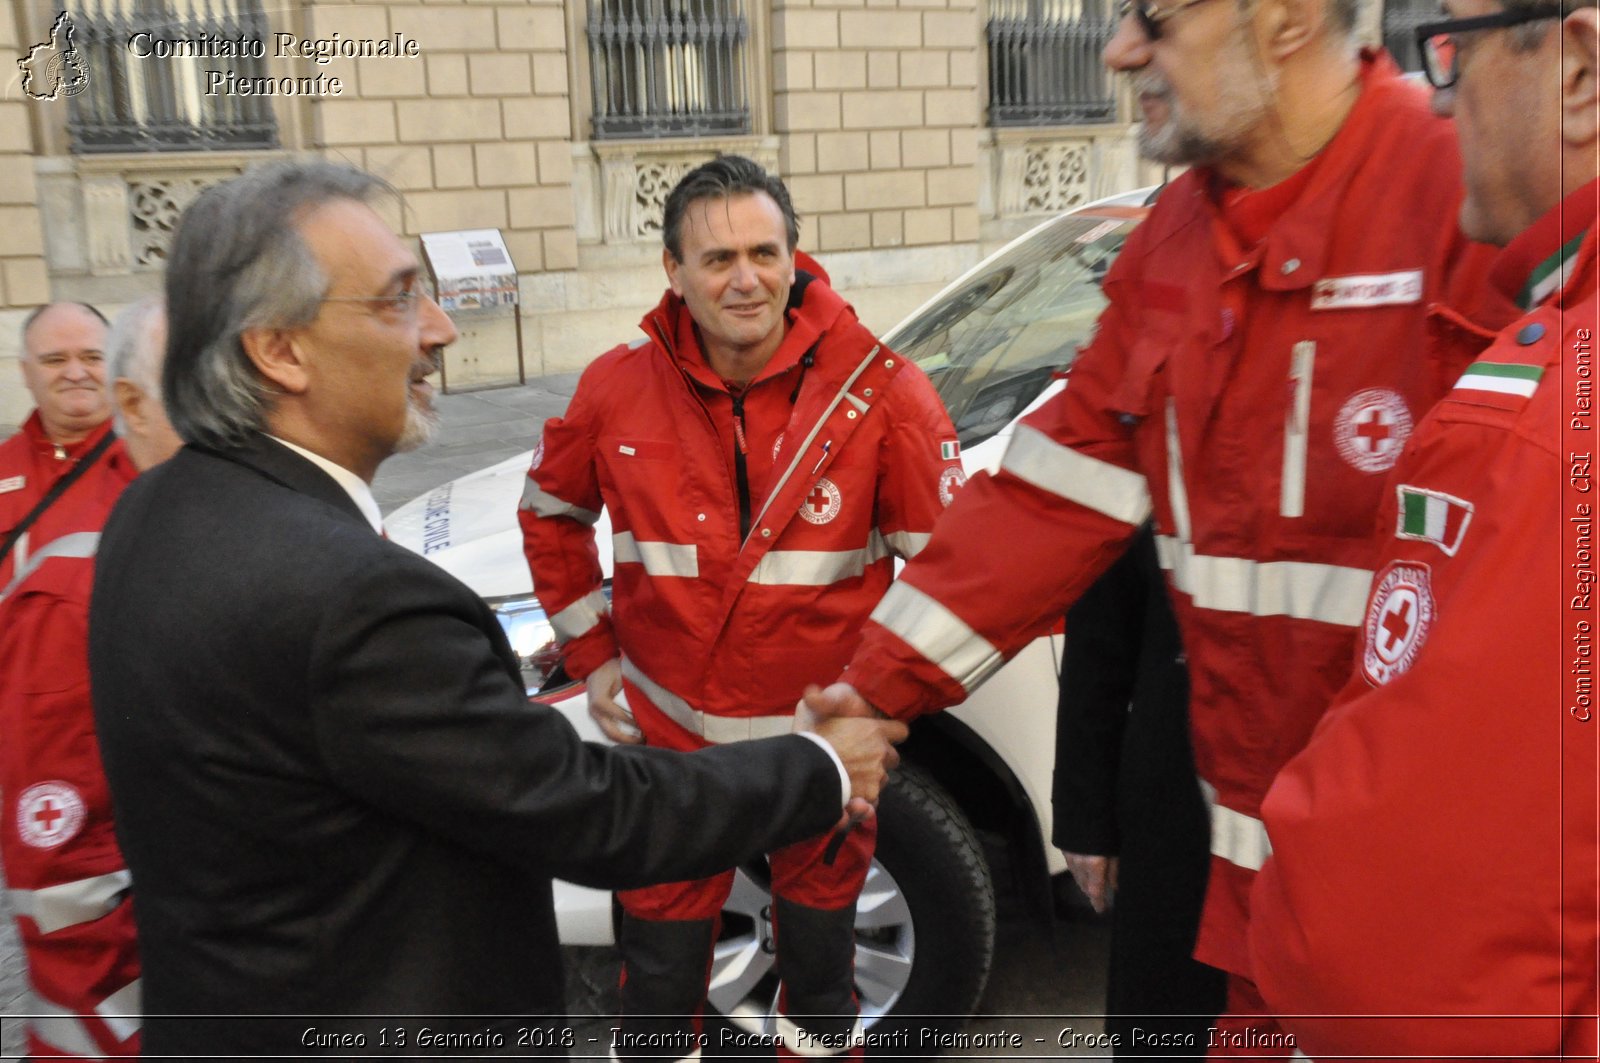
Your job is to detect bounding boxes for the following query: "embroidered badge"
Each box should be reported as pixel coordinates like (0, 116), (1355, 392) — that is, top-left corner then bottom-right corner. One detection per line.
(16, 781), (86, 850)
(0, 475), (24, 494)
(1310, 270), (1424, 311)
(940, 440), (961, 461)
(1395, 485), (1474, 557)
(529, 439), (545, 472)
(1453, 361), (1544, 399)
(772, 432), (785, 462)
(1361, 561), (1435, 686)
(938, 466), (967, 507)
(800, 477), (842, 525)
(1334, 388), (1413, 473)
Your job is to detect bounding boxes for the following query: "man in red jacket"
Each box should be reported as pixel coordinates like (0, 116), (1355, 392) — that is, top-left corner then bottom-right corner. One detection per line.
(803, 0), (1497, 1051)
(0, 298), (179, 1057)
(521, 156), (962, 1060)
(1249, 1), (1599, 1055)
(2, 302), (115, 588)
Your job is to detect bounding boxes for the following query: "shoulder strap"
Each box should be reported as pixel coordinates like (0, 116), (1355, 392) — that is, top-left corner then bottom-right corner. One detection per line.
(0, 431), (117, 569)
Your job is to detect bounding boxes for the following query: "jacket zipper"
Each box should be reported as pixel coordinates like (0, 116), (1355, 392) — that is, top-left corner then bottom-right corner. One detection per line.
(731, 391), (752, 542)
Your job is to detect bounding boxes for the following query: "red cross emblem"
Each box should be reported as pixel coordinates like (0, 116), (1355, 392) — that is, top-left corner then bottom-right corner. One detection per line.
(16, 782), (85, 849)
(799, 478), (842, 525)
(1363, 563), (1434, 686)
(1336, 388), (1413, 473)
(1355, 409), (1393, 451)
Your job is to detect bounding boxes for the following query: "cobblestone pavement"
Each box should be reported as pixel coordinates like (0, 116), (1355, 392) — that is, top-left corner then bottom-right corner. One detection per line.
(0, 374), (577, 1059)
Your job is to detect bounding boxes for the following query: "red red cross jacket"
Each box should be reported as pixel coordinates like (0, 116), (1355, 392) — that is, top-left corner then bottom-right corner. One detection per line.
(841, 54), (1494, 979)
(1250, 184), (1600, 1058)
(521, 269), (962, 741)
(0, 425), (141, 1058)
(1, 414), (122, 588)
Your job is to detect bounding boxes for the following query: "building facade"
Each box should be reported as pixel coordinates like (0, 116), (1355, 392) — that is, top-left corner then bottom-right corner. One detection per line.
(2, 0), (1409, 430)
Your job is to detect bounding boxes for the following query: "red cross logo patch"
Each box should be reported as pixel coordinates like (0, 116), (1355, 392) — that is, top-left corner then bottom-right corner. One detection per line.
(1334, 388), (1414, 473)
(800, 477), (843, 525)
(1362, 561), (1435, 686)
(938, 466), (967, 507)
(16, 781), (86, 850)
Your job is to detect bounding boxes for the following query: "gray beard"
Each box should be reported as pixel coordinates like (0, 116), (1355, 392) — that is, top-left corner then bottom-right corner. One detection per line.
(395, 399), (440, 454)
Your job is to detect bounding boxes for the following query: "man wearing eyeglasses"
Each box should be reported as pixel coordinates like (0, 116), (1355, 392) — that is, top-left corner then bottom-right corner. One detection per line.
(804, 0), (1502, 1051)
(1248, 2), (1599, 1055)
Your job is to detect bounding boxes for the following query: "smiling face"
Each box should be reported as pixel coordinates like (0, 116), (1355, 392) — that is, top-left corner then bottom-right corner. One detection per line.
(663, 191), (797, 382)
(289, 198), (457, 479)
(21, 303), (110, 444)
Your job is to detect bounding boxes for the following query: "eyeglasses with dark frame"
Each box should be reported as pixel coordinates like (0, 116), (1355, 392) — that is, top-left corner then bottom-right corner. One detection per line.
(1413, 5), (1565, 89)
(1117, 0), (1222, 39)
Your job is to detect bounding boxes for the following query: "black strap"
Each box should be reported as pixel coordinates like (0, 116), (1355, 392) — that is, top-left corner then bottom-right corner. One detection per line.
(0, 430), (117, 569)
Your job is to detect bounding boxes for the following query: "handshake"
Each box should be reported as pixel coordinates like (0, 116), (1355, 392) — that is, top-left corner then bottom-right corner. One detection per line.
(794, 683), (906, 821)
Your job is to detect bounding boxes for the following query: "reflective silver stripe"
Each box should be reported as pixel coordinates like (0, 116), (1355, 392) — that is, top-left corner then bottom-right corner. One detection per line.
(621, 658), (794, 743)
(1154, 536), (1371, 627)
(96, 978), (142, 1042)
(1199, 779), (1272, 872)
(776, 1016), (864, 1057)
(878, 529), (930, 559)
(1000, 422), (1152, 526)
(9, 869), (132, 933)
(519, 478), (601, 525)
(612, 532), (699, 578)
(1165, 399), (1193, 543)
(749, 346), (882, 535)
(0, 531), (100, 604)
(868, 582), (1004, 695)
(750, 548), (870, 586)
(549, 589), (609, 642)
(1281, 342), (1314, 519)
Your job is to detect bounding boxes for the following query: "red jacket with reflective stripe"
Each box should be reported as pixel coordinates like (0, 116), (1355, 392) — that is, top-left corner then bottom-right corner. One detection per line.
(845, 55), (1494, 978)
(1250, 194), (1599, 1057)
(1, 414), (123, 588)
(521, 271), (962, 725)
(0, 434), (141, 1057)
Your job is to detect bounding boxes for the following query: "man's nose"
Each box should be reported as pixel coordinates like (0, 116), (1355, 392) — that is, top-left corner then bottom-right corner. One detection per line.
(418, 292), (459, 348)
(62, 355), (92, 380)
(1103, 12), (1152, 72)
(730, 257), (758, 291)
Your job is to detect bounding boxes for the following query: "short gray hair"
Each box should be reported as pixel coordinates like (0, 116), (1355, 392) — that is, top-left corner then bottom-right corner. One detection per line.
(163, 160), (392, 449)
(106, 297), (165, 438)
(1505, 0), (1592, 50)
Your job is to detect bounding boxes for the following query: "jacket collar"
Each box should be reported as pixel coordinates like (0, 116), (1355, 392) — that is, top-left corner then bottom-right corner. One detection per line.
(196, 432), (373, 531)
(20, 410), (117, 461)
(1488, 177), (1599, 310)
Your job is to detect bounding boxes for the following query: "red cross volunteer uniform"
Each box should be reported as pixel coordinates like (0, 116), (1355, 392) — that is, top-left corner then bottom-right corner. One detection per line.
(521, 263), (962, 1057)
(0, 425), (141, 1059)
(836, 53), (1493, 1043)
(1249, 179), (1600, 1059)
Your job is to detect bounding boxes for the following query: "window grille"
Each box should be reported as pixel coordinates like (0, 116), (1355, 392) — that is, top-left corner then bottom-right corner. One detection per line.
(1380, 0), (1433, 72)
(586, 0), (750, 139)
(988, 0), (1118, 127)
(65, 0), (278, 154)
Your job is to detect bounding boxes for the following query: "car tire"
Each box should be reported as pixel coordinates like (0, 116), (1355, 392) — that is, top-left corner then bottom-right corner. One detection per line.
(564, 764), (997, 1059)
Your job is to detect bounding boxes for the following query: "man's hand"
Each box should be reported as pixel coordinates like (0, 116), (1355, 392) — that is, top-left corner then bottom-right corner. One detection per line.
(798, 682), (886, 726)
(1064, 852), (1118, 914)
(810, 715), (908, 807)
(585, 658), (642, 745)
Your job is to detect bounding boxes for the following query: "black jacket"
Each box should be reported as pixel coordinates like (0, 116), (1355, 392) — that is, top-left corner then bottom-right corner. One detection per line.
(89, 435), (840, 1056)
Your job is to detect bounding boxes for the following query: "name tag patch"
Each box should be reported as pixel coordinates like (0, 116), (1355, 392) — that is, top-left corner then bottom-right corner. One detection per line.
(0, 476), (23, 494)
(1311, 270), (1424, 310)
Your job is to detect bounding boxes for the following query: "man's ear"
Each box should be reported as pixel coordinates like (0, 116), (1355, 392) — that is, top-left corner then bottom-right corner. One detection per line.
(1561, 7), (1600, 150)
(240, 327), (310, 395)
(112, 378), (145, 433)
(663, 247), (684, 298)
(1256, 0), (1322, 61)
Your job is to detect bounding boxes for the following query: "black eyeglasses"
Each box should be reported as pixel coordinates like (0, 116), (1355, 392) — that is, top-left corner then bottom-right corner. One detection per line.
(1118, 0), (1222, 39)
(1413, 6), (1564, 89)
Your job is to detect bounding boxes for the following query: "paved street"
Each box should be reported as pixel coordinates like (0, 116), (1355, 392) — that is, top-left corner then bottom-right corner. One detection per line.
(0, 369), (1111, 1057)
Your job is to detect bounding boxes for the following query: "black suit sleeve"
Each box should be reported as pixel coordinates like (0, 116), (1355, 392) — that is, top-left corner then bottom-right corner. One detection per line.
(308, 550), (841, 890)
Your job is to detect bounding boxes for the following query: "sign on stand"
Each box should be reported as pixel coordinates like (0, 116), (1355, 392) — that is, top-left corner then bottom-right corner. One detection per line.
(419, 228), (526, 393)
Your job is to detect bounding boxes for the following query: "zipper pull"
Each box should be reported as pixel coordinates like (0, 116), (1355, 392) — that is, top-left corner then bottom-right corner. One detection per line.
(731, 393), (748, 455)
(53, 444), (67, 461)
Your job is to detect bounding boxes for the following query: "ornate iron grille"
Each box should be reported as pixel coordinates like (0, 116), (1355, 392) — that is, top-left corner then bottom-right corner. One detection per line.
(586, 0), (750, 139)
(1380, 0), (1432, 72)
(66, 0), (278, 153)
(988, 0), (1118, 127)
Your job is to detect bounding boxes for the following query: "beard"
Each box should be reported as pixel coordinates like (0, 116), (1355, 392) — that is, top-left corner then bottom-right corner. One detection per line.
(395, 354), (442, 454)
(1133, 36), (1274, 167)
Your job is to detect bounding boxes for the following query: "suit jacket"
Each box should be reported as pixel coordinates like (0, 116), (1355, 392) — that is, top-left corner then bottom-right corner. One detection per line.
(88, 434), (841, 1057)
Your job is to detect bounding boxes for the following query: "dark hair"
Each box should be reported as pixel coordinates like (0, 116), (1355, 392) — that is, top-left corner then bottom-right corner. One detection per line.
(162, 160), (391, 449)
(661, 155), (800, 262)
(1504, 0), (1593, 49)
(20, 301), (108, 351)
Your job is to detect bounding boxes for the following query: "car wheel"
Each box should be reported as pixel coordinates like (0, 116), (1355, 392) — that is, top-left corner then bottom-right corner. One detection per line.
(708, 763), (997, 1057)
(562, 765), (997, 1059)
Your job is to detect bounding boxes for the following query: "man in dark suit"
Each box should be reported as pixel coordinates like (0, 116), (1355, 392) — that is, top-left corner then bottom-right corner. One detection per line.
(87, 160), (907, 1058)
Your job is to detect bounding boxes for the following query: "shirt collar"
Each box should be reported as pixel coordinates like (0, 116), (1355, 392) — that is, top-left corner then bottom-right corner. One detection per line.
(265, 435), (385, 534)
(1489, 177), (1600, 310)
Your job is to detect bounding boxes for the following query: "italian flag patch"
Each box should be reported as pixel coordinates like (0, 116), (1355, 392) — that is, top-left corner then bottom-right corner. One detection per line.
(940, 440), (960, 461)
(1396, 485), (1474, 556)
(1454, 361), (1543, 398)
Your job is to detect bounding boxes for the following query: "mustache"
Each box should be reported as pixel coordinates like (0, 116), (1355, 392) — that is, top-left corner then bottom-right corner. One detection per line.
(1131, 70), (1172, 100)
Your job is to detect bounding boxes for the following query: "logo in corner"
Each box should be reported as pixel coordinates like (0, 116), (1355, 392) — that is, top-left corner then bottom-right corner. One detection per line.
(16, 781), (86, 849)
(938, 466), (967, 507)
(1361, 561), (1435, 686)
(19, 12), (91, 102)
(800, 477), (842, 525)
(1334, 388), (1413, 473)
